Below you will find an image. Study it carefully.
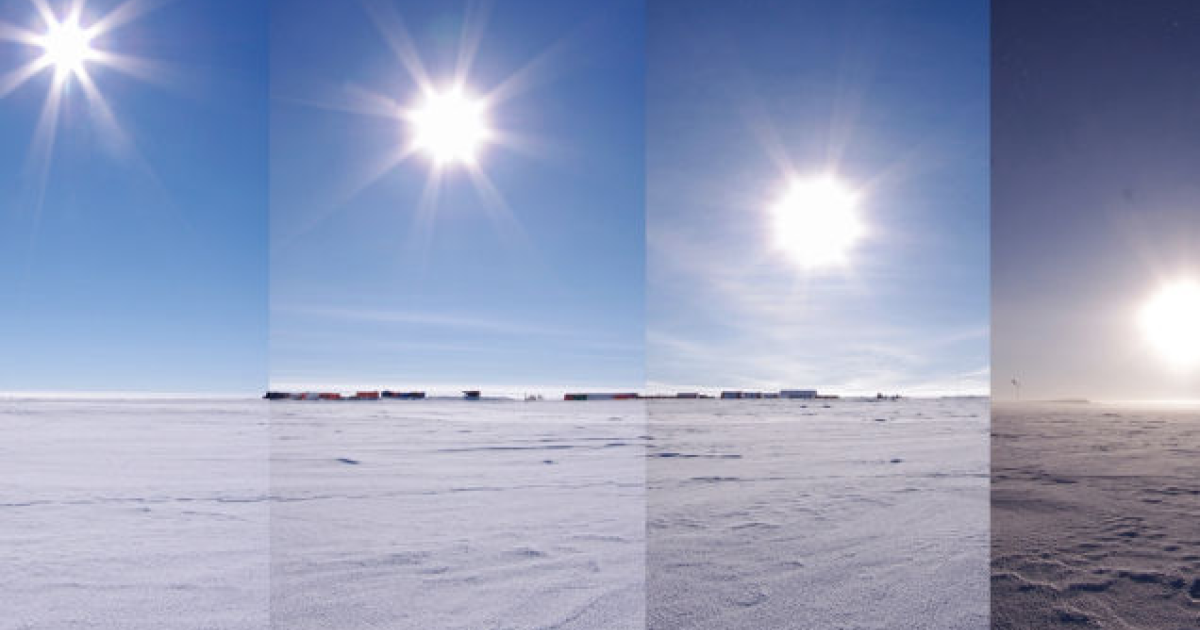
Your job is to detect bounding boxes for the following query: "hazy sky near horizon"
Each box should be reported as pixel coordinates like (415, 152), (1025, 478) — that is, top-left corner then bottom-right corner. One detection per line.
(646, 0), (989, 396)
(269, 0), (644, 393)
(0, 0), (266, 394)
(992, 0), (1200, 401)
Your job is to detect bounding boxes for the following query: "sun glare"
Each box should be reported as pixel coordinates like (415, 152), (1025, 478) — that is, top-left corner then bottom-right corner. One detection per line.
(39, 16), (95, 79)
(323, 2), (540, 249)
(770, 174), (864, 270)
(1140, 281), (1200, 369)
(2, 0), (166, 224)
(408, 87), (491, 166)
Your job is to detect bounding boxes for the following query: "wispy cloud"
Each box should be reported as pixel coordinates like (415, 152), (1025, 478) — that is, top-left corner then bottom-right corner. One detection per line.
(647, 222), (990, 395)
(276, 304), (576, 338)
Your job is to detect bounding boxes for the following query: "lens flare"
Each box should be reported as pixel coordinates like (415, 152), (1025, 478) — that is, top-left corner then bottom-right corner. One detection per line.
(770, 174), (864, 270)
(1140, 280), (1200, 368)
(408, 87), (491, 166)
(39, 16), (95, 79)
(1, 0), (168, 236)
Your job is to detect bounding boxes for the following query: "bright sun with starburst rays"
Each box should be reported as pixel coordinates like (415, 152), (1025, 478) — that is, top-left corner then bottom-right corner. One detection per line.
(1, 0), (147, 98)
(407, 85), (492, 167)
(36, 11), (95, 80)
(285, 0), (566, 247)
(770, 174), (865, 270)
(2, 0), (165, 212)
(1140, 280), (1200, 369)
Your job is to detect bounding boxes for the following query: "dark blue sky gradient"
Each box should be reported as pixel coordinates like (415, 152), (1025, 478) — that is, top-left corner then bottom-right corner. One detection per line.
(993, 0), (1200, 400)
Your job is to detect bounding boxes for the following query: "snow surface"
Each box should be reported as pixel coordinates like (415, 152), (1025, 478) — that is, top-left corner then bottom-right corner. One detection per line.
(992, 402), (1200, 629)
(647, 398), (990, 630)
(4, 397), (991, 629)
(1, 399), (270, 630)
(270, 400), (646, 630)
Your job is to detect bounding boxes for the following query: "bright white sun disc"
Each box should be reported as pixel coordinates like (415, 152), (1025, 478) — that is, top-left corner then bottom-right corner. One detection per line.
(1140, 281), (1200, 368)
(408, 87), (490, 166)
(770, 175), (863, 269)
(40, 18), (94, 76)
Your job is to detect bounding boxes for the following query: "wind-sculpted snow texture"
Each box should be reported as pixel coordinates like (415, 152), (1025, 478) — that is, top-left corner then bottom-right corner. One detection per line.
(2, 397), (996, 629)
(992, 402), (1200, 630)
(1, 399), (270, 630)
(269, 400), (646, 630)
(647, 398), (989, 630)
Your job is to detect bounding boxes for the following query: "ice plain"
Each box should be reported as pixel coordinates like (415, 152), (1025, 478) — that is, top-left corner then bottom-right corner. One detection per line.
(4, 396), (993, 630)
(992, 401), (1200, 630)
(269, 399), (646, 630)
(1, 398), (270, 630)
(647, 398), (990, 630)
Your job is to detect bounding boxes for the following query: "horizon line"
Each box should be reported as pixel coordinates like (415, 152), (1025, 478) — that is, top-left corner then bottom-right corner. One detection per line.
(3, 389), (992, 401)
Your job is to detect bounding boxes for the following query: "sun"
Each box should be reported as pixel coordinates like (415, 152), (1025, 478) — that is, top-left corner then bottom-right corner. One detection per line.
(770, 174), (864, 270)
(407, 86), (491, 166)
(2, 0), (167, 225)
(38, 15), (95, 80)
(1140, 281), (1200, 369)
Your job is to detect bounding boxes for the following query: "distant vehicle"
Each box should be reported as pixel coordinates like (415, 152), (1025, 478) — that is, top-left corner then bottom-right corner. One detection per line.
(382, 391), (425, 400)
(563, 393), (638, 401)
(463, 390), (481, 400)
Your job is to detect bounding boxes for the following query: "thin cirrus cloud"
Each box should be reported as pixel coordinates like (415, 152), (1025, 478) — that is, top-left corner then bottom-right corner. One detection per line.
(268, 0), (645, 393)
(276, 304), (584, 339)
(270, 303), (644, 394)
(645, 176), (988, 396)
(645, 1), (988, 397)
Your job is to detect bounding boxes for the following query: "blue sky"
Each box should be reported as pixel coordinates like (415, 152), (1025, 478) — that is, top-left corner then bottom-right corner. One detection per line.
(2, 1), (994, 398)
(269, 0), (644, 395)
(646, 0), (989, 396)
(0, 0), (266, 394)
(992, 0), (1200, 401)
